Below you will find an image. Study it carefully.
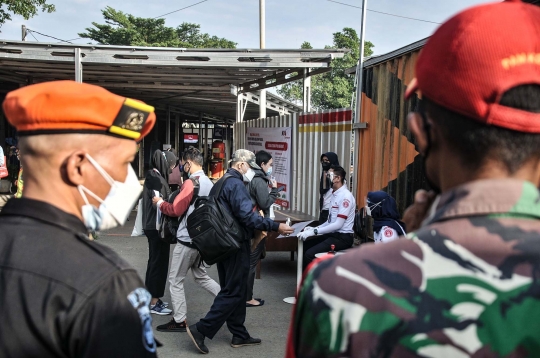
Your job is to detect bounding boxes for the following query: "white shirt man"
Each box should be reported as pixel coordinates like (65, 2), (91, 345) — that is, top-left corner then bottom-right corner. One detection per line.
(300, 166), (356, 270)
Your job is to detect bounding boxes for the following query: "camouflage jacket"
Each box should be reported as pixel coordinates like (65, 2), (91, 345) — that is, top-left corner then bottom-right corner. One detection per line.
(287, 179), (540, 357)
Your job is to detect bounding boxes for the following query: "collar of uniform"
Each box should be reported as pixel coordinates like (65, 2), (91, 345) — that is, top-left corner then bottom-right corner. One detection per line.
(0, 197), (88, 234)
(425, 179), (540, 225)
(332, 185), (346, 195)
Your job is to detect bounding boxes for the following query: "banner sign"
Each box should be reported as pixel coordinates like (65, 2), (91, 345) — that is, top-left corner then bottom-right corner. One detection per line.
(246, 127), (292, 209)
(184, 133), (198, 144)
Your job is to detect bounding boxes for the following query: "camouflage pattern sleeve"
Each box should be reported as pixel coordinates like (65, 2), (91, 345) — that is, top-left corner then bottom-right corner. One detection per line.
(288, 208), (540, 358)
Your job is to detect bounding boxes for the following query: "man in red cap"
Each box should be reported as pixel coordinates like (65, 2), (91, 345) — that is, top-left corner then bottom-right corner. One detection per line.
(0, 81), (159, 357)
(287, 1), (540, 357)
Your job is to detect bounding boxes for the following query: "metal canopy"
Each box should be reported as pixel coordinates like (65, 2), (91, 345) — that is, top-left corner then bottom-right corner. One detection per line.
(0, 40), (346, 123)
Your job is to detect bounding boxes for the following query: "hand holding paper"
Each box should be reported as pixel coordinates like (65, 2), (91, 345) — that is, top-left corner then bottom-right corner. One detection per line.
(277, 220), (316, 239)
(298, 227), (315, 241)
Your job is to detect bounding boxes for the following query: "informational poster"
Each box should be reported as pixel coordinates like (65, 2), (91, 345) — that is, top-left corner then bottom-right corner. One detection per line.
(246, 127), (292, 209)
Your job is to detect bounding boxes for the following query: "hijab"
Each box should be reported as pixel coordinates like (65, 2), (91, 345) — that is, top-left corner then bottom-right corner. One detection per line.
(367, 191), (406, 235)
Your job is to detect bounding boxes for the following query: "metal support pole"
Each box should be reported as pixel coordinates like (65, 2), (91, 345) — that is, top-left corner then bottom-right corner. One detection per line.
(260, 0), (265, 49)
(303, 69), (311, 112)
(196, 112), (202, 149)
(259, 0), (267, 120)
(175, 114), (180, 153)
(204, 119), (209, 174)
(236, 95), (243, 123)
(21, 25), (27, 41)
(166, 106), (171, 145)
(352, 0), (368, 197)
(74, 48), (83, 83)
(138, 137), (144, 179)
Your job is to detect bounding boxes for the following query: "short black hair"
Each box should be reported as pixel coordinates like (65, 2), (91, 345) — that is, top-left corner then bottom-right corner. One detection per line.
(331, 165), (346, 184)
(182, 146), (204, 166)
(255, 150), (273, 167)
(425, 84), (540, 174)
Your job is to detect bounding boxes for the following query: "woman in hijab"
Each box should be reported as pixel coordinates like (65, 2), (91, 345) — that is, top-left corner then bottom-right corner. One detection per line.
(367, 191), (407, 244)
(142, 149), (176, 315)
(319, 152), (340, 224)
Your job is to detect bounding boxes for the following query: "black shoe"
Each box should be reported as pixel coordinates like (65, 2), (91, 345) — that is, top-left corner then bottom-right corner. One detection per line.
(187, 324), (209, 354)
(231, 336), (262, 348)
(157, 319), (187, 332)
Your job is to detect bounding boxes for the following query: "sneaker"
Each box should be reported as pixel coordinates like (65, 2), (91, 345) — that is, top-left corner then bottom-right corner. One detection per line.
(157, 319), (186, 332)
(150, 301), (172, 315)
(231, 336), (262, 348)
(157, 299), (169, 308)
(187, 324), (209, 354)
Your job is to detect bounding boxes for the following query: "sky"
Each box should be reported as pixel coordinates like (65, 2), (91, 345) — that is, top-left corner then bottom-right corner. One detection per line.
(0, 0), (494, 56)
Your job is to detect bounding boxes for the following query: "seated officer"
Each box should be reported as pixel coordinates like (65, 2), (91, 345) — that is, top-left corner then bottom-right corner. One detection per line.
(299, 165), (356, 271)
(0, 81), (158, 357)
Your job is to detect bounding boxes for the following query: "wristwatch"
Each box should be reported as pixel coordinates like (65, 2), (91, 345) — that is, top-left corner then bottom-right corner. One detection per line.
(314, 229), (318, 235)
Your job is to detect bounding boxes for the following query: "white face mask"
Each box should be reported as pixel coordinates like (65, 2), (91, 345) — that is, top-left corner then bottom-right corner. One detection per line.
(328, 172), (335, 182)
(78, 154), (142, 231)
(242, 164), (256, 182)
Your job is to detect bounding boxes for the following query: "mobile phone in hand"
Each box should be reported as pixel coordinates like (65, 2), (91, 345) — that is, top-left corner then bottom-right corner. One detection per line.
(277, 186), (285, 192)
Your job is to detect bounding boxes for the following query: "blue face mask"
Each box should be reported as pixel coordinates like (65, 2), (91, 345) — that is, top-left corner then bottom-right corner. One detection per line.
(266, 167), (273, 176)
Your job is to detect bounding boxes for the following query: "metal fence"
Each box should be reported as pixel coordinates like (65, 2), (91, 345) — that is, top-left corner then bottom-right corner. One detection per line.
(234, 108), (352, 218)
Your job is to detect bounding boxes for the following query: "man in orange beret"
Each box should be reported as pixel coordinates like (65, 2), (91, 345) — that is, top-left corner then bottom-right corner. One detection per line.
(0, 81), (159, 357)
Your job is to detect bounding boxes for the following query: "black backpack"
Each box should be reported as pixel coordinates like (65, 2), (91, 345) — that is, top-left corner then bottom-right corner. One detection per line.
(187, 174), (245, 265)
(159, 178), (200, 244)
(354, 207), (374, 245)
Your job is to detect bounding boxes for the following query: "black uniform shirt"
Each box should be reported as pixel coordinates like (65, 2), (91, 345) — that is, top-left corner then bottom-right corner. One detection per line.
(0, 198), (158, 358)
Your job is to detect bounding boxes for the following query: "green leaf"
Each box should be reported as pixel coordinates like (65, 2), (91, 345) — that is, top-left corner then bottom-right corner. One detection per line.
(79, 7), (236, 48)
(277, 27), (374, 110)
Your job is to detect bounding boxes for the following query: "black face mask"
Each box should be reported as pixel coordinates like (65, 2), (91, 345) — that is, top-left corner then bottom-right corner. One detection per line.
(182, 162), (191, 180)
(420, 109), (441, 194)
(322, 162), (331, 171)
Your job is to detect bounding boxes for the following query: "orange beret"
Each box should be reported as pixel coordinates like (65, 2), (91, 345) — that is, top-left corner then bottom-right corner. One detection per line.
(2, 80), (156, 140)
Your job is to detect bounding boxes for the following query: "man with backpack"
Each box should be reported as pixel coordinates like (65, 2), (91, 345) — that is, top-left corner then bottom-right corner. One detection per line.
(152, 147), (220, 333)
(186, 149), (294, 354)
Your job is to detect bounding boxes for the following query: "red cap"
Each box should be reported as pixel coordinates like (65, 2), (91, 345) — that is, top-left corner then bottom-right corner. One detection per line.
(3, 81), (156, 140)
(405, 0), (540, 133)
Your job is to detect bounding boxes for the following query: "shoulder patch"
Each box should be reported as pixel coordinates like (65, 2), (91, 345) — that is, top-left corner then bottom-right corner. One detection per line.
(343, 199), (350, 208)
(127, 288), (156, 353)
(384, 228), (394, 238)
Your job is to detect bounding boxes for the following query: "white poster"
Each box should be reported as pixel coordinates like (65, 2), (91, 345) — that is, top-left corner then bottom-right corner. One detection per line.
(246, 127), (292, 209)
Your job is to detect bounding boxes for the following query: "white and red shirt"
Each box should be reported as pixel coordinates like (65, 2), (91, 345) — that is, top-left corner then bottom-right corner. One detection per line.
(317, 185), (356, 235)
(374, 226), (400, 244)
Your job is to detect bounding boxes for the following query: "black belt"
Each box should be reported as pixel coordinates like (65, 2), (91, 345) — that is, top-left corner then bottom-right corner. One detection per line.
(178, 240), (197, 249)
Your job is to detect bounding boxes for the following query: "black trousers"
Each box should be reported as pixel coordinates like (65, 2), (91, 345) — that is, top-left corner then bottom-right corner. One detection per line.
(144, 229), (171, 298)
(247, 238), (266, 301)
(303, 232), (354, 271)
(319, 210), (329, 225)
(196, 240), (250, 340)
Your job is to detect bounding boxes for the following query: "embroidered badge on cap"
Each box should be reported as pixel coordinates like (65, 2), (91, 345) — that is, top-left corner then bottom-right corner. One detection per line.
(110, 98), (154, 139)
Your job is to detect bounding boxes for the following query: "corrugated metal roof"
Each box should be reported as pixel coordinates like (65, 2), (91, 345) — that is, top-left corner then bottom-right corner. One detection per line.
(345, 37), (428, 75)
(0, 40), (346, 123)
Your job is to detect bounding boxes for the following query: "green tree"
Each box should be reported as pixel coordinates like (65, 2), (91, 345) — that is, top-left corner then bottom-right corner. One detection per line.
(79, 7), (236, 48)
(0, 0), (55, 28)
(277, 27), (374, 110)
